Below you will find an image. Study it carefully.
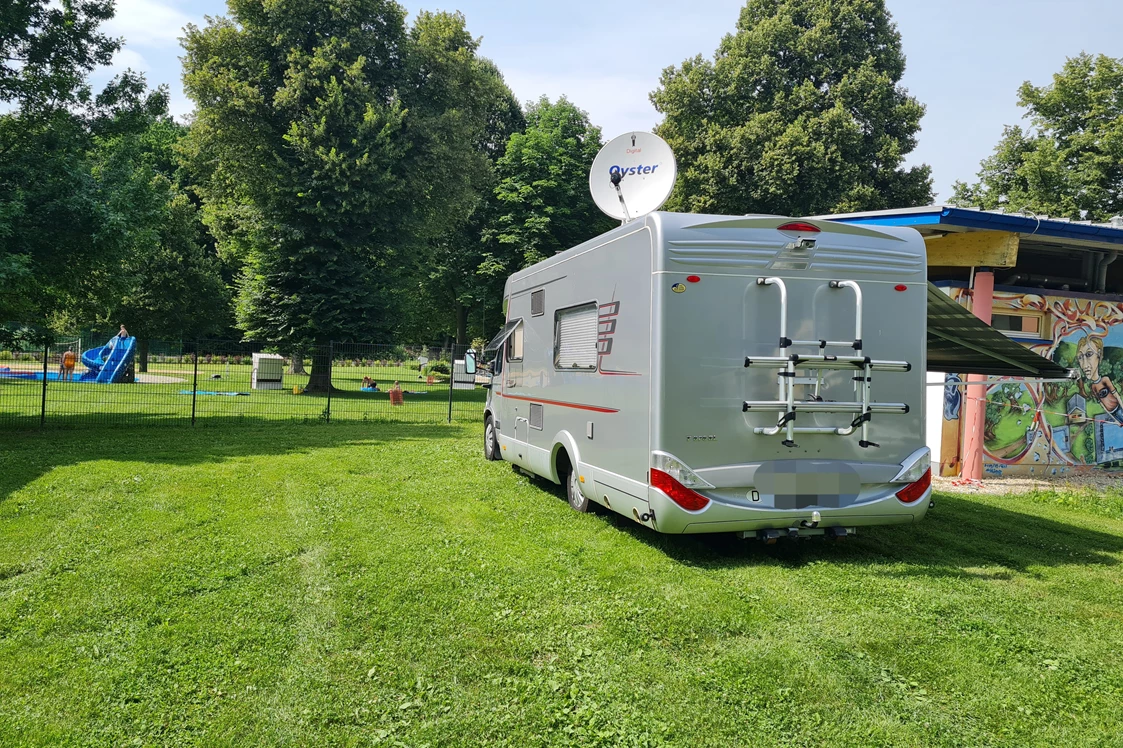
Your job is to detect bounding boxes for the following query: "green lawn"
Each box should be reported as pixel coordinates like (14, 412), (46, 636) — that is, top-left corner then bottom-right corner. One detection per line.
(2, 425), (1122, 747)
(0, 361), (485, 430)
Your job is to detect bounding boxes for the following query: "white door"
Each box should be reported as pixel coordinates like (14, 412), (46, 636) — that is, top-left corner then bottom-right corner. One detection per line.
(505, 325), (526, 465)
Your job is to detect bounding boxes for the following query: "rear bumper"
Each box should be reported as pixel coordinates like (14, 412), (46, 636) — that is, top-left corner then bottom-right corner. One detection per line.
(647, 485), (931, 534)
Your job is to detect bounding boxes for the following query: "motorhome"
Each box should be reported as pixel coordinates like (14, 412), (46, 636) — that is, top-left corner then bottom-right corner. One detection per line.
(482, 212), (933, 538)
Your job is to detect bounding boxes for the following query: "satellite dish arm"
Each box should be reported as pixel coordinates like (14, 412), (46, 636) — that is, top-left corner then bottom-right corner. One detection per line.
(609, 170), (631, 223)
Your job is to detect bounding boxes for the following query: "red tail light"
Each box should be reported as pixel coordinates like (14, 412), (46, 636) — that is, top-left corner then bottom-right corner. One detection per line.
(895, 468), (931, 504)
(777, 221), (821, 233)
(650, 468), (711, 511)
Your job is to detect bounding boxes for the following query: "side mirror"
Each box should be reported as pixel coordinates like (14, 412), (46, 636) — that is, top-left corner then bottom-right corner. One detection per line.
(464, 350), (476, 376)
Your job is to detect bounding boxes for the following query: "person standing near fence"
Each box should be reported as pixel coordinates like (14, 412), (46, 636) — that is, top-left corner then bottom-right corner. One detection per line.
(60, 347), (76, 382)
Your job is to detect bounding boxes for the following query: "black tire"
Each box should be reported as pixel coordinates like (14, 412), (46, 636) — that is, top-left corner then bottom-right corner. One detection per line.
(563, 457), (590, 513)
(484, 416), (500, 461)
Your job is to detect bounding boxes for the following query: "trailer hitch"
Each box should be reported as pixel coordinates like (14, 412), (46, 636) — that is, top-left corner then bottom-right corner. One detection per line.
(800, 511), (822, 529)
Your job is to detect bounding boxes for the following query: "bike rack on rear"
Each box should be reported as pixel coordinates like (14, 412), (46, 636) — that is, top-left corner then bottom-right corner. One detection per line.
(743, 277), (911, 448)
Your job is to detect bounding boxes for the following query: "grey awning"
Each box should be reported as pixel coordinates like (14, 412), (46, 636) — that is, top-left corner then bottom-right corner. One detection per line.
(927, 283), (1074, 378)
(484, 319), (522, 353)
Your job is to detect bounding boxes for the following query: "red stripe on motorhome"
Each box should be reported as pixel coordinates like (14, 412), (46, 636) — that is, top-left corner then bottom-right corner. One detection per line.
(498, 393), (619, 413)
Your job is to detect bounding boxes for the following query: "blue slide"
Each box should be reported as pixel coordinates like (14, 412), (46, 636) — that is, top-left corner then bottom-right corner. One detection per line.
(79, 336), (137, 383)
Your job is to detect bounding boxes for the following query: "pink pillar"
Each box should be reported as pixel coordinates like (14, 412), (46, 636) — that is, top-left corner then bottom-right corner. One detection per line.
(961, 269), (994, 480)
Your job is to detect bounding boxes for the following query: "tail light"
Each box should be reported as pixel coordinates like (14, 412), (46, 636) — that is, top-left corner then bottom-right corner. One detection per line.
(892, 448), (931, 504)
(651, 469), (710, 511)
(777, 221), (821, 233)
(650, 452), (713, 511)
(895, 468), (931, 504)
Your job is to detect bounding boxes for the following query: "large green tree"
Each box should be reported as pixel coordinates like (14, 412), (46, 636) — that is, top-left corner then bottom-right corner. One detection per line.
(183, 3), (504, 389)
(0, 0), (117, 109)
(93, 115), (232, 369)
(484, 96), (613, 273)
(651, 0), (932, 216)
(0, 0), (123, 340)
(953, 53), (1123, 222)
(418, 59), (524, 346)
(0, 74), (177, 333)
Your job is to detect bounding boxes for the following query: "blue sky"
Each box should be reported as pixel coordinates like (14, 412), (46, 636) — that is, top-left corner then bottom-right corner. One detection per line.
(97, 0), (1123, 202)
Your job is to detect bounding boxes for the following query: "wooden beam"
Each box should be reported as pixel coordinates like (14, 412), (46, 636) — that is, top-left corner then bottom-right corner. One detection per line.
(924, 231), (1019, 268)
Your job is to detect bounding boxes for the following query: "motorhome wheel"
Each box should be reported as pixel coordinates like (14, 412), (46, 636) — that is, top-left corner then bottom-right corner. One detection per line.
(566, 464), (590, 513)
(484, 416), (499, 461)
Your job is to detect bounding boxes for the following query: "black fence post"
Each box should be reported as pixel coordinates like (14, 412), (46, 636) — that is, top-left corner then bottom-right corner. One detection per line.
(191, 342), (199, 427)
(40, 341), (48, 428)
(326, 342), (333, 423)
(447, 346), (455, 424)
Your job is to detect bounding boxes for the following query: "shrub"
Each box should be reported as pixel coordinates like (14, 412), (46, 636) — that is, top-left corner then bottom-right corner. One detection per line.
(424, 360), (451, 376)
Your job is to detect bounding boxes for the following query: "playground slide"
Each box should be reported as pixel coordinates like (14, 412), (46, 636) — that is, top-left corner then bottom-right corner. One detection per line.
(79, 336), (137, 383)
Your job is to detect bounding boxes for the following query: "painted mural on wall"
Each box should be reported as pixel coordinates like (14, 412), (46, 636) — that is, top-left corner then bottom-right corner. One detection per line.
(943, 284), (1123, 475)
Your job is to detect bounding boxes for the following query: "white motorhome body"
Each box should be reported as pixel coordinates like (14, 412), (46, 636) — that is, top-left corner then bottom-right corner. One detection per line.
(482, 212), (932, 536)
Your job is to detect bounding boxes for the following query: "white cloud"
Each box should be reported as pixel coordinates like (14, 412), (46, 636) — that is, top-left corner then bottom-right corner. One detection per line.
(111, 48), (150, 74)
(104, 0), (196, 47)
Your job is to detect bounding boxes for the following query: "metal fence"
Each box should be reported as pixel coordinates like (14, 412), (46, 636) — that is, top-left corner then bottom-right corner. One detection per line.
(0, 339), (486, 431)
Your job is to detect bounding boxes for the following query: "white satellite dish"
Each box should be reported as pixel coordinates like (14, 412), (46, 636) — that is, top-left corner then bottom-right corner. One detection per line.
(589, 131), (677, 222)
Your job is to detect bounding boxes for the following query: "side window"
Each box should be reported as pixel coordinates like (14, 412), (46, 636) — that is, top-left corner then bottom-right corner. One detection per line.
(507, 324), (524, 362)
(554, 303), (598, 370)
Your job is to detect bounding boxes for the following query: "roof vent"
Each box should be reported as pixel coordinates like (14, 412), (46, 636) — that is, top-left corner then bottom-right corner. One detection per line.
(1110, 216), (1123, 228)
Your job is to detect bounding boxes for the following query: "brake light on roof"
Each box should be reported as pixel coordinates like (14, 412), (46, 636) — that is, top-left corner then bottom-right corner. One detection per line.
(777, 221), (820, 233)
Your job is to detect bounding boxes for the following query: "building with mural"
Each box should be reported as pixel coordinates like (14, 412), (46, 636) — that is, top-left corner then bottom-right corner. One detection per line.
(829, 206), (1123, 478)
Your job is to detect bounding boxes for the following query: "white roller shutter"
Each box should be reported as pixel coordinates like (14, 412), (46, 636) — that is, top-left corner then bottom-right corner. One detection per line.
(555, 304), (598, 370)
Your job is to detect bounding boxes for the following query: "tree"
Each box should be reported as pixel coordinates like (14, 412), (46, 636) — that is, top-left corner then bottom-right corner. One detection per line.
(0, 0), (117, 109)
(113, 185), (231, 371)
(0, 0), (124, 330)
(0, 72), (176, 329)
(650, 0), (931, 217)
(484, 96), (614, 274)
(98, 110), (232, 370)
(953, 53), (1123, 222)
(183, 3), (503, 390)
(420, 59), (525, 345)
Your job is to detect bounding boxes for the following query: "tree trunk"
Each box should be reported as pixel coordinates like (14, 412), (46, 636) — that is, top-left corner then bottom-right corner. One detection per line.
(455, 304), (468, 346)
(303, 346), (334, 392)
(138, 339), (149, 373)
(288, 352), (307, 375)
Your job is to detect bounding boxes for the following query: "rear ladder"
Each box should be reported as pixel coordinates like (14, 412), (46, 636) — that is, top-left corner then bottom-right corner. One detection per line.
(743, 277), (911, 448)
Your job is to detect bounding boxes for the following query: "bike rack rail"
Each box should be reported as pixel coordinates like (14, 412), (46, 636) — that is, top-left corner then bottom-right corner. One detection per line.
(744, 277), (911, 448)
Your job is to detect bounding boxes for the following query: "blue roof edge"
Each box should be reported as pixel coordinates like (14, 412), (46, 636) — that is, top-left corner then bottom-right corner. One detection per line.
(831, 207), (1123, 247)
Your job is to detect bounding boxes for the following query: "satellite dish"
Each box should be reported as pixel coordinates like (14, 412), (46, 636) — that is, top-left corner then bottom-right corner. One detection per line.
(589, 132), (677, 222)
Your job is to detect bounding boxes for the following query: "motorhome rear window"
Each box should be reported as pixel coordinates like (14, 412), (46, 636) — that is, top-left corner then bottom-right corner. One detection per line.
(554, 303), (598, 370)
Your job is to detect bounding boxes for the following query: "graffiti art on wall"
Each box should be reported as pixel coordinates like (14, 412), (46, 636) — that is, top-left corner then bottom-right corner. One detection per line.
(942, 284), (1123, 474)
